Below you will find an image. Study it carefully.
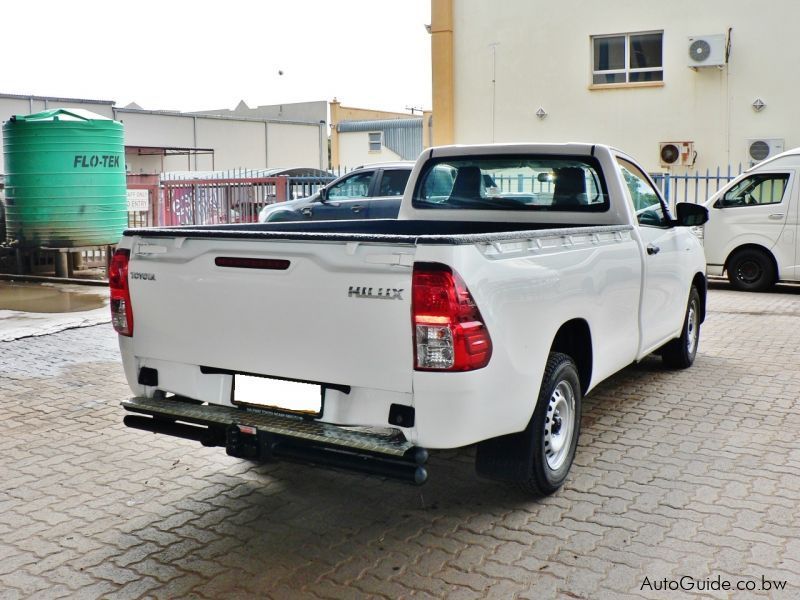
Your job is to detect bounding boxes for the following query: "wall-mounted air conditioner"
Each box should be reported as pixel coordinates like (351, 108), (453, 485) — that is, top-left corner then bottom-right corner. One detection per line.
(659, 142), (695, 167)
(746, 138), (784, 165)
(688, 34), (727, 68)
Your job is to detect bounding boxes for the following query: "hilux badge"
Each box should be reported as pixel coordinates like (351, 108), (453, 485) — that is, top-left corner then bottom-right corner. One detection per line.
(348, 286), (403, 300)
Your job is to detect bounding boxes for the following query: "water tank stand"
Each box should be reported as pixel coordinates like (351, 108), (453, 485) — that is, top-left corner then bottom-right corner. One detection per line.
(32, 245), (115, 279)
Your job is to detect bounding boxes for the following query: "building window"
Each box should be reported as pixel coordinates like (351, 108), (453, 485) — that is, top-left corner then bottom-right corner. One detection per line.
(368, 132), (382, 152)
(592, 31), (663, 85)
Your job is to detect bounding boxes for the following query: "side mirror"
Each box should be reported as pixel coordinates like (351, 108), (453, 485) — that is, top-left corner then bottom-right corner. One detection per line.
(318, 186), (329, 203)
(675, 202), (709, 226)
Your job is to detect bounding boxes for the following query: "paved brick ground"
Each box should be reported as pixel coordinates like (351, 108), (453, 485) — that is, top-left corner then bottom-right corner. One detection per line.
(1, 283), (799, 599)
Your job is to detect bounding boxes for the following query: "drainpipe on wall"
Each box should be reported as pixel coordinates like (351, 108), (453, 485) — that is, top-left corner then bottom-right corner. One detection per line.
(319, 120), (326, 169)
(264, 122), (269, 168)
(192, 117), (198, 171)
(330, 99), (341, 169)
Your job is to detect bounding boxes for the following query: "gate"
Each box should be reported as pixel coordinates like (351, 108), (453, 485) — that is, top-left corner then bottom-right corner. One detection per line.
(157, 173), (334, 227)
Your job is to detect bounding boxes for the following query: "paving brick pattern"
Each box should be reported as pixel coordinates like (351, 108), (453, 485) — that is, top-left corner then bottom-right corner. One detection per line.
(1, 283), (798, 599)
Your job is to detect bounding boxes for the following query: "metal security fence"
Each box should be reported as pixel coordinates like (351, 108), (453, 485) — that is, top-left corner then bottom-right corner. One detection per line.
(127, 171), (335, 227)
(161, 177), (286, 226)
(651, 165), (744, 206)
(116, 164), (750, 229)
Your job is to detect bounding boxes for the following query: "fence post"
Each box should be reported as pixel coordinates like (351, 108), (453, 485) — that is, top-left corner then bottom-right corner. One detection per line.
(275, 176), (289, 203)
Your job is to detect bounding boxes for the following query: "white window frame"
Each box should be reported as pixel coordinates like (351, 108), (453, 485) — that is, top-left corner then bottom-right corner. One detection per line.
(368, 131), (383, 152)
(591, 31), (663, 86)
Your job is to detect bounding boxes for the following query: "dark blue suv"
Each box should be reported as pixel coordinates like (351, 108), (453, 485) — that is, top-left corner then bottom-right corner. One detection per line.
(258, 162), (414, 222)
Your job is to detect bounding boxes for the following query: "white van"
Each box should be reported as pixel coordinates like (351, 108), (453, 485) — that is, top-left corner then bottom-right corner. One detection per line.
(703, 148), (800, 291)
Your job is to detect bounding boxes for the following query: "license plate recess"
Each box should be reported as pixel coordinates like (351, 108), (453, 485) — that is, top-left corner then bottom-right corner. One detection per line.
(232, 374), (323, 417)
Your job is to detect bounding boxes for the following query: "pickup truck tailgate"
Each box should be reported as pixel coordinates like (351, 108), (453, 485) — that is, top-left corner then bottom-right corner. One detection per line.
(127, 237), (415, 393)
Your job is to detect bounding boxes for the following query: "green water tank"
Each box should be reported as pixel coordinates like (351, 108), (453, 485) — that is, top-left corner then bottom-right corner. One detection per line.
(2, 108), (127, 248)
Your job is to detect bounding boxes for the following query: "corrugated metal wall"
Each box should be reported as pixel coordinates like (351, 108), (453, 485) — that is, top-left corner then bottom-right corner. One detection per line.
(337, 118), (423, 160)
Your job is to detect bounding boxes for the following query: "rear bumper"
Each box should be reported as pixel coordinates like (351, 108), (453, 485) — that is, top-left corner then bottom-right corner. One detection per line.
(121, 395), (428, 484)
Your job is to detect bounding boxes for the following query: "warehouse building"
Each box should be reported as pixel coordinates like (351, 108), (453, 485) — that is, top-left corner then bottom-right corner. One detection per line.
(0, 93), (328, 174)
(329, 100), (432, 169)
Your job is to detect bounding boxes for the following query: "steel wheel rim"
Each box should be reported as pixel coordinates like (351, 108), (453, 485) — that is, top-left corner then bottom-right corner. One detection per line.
(544, 381), (575, 470)
(686, 301), (699, 355)
(737, 260), (762, 284)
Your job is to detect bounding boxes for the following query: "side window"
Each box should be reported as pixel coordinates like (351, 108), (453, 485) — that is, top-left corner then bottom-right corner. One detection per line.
(720, 174), (789, 207)
(617, 158), (668, 227)
(378, 170), (411, 196)
(327, 172), (373, 200)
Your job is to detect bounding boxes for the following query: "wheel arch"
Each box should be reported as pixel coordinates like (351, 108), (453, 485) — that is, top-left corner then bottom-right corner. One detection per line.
(550, 319), (592, 395)
(723, 244), (779, 279)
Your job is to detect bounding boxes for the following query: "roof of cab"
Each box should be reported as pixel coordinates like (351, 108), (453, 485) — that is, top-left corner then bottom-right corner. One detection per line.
(428, 142), (603, 158)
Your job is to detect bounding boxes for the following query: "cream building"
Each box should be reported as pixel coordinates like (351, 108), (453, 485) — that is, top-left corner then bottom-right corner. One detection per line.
(430, 0), (798, 172)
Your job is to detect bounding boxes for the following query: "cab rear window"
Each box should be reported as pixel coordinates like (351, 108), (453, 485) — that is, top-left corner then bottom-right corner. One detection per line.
(413, 156), (609, 212)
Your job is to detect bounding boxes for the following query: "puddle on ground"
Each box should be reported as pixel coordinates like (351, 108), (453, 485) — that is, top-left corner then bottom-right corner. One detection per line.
(0, 281), (108, 313)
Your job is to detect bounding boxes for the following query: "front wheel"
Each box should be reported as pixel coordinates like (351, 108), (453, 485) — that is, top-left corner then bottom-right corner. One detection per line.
(661, 286), (701, 369)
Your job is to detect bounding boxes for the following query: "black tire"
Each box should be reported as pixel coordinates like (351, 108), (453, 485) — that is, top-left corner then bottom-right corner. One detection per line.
(518, 352), (582, 495)
(727, 248), (776, 292)
(474, 352), (581, 496)
(661, 286), (701, 369)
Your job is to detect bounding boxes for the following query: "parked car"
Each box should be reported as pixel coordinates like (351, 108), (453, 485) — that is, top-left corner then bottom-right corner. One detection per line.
(258, 162), (414, 222)
(702, 147), (800, 291)
(113, 143), (708, 495)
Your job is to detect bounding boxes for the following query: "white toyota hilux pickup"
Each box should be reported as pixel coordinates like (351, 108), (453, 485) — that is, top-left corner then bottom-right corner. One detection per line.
(112, 143), (708, 495)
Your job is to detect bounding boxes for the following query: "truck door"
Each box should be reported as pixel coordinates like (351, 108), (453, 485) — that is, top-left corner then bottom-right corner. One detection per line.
(314, 170), (375, 220)
(367, 168), (410, 218)
(617, 158), (691, 354)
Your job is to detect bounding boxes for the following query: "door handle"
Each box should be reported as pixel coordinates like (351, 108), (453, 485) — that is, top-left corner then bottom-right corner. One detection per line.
(646, 244), (660, 255)
(351, 205), (363, 213)
(769, 213), (785, 220)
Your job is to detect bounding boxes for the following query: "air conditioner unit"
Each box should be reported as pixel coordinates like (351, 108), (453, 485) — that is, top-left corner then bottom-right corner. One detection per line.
(659, 142), (695, 167)
(746, 138), (784, 165)
(688, 34), (727, 68)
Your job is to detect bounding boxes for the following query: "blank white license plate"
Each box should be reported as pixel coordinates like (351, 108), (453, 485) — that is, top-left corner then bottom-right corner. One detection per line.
(233, 375), (322, 415)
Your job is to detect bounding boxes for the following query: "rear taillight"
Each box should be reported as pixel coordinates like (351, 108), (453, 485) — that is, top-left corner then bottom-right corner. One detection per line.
(109, 249), (133, 336)
(412, 263), (492, 371)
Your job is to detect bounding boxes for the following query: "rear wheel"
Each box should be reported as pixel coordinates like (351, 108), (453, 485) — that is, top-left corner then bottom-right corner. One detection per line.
(475, 352), (581, 496)
(520, 352), (582, 495)
(727, 248), (776, 291)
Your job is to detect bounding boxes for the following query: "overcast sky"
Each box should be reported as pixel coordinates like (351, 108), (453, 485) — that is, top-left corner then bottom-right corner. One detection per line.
(0, 0), (432, 114)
